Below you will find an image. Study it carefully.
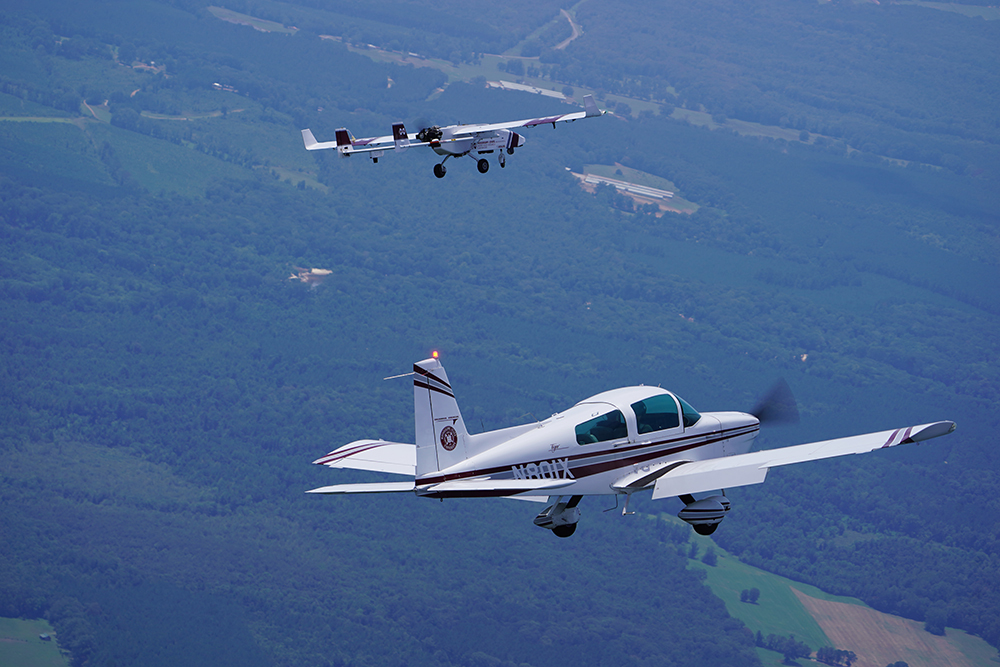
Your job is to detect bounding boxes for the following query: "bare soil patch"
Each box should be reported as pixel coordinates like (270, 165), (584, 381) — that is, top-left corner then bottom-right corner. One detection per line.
(792, 588), (975, 667)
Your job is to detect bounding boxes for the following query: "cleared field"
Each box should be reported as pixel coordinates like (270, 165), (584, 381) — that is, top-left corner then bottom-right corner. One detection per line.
(0, 618), (69, 667)
(898, 0), (1000, 20)
(793, 588), (991, 667)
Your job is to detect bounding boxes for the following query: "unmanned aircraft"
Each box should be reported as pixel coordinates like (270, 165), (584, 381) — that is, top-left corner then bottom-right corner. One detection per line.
(308, 356), (956, 537)
(301, 95), (606, 178)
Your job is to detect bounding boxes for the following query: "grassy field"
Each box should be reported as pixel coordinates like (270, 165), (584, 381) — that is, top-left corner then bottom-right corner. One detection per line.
(681, 522), (835, 651)
(897, 0), (1000, 20)
(87, 122), (255, 196)
(206, 6), (298, 34)
(583, 163), (700, 213)
(671, 514), (1000, 667)
(0, 618), (69, 667)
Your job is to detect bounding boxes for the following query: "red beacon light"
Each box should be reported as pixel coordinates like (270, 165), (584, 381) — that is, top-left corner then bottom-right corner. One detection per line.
(431, 350), (439, 359)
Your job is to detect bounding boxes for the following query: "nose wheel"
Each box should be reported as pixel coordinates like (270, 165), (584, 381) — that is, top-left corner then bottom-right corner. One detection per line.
(477, 158), (489, 174)
(499, 152), (506, 168)
(433, 163), (447, 178)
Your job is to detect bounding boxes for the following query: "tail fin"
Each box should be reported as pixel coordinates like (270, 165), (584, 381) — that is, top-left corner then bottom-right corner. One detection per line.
(392, 123), (409, 152)
(583, 94), (602, 117)
(413, 357), (469, 477)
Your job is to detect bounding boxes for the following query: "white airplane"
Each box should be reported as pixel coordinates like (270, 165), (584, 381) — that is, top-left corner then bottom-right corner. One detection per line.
(301, 95), (606, 178)
(308, 356), (956, 537)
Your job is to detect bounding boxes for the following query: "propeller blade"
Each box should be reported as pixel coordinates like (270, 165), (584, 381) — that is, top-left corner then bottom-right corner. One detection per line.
(751, 378), (799, 425)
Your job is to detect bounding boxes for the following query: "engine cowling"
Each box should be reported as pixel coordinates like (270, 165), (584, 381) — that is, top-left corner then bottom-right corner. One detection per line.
(677, 495), (731, 535)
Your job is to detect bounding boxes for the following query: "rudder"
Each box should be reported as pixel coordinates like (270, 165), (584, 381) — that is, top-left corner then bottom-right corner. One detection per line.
(413, 357), (469, 477)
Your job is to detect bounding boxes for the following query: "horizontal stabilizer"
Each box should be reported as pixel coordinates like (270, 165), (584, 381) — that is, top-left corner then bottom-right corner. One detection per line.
(301, 129), (339, 151)
(313, 439), (416, 476)
(307, 481), (415, 494)
(652, 420), (956, 499)
(418, 478), (575, 498)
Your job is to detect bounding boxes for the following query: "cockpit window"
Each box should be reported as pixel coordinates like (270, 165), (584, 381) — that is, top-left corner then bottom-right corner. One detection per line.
(677, 396), (701, 427)
(575, 409), (627, 444)
(631, 394), (680, 433)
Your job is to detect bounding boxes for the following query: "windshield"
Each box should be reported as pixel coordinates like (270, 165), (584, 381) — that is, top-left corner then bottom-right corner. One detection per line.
(677, 395), (701, 427)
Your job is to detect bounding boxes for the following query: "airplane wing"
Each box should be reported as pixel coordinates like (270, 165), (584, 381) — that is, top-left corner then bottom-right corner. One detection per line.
(305, 478), (572, 497)
(649, 420), (956, 499)
(417, 478), (576, 498)
(451, 94), (605, 136)
(307, 481), (415, 494)
(313, 439), (416, 476)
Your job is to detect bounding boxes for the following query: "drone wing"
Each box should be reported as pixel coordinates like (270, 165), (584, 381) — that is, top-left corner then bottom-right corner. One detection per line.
(650, 420), (956, 499)
(453, 94), (605, 136)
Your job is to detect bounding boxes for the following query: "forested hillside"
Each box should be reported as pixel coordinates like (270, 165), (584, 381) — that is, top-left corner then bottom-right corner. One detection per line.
(1, 0), (998, 665)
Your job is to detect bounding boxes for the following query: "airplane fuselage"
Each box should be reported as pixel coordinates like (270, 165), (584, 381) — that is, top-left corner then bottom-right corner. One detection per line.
(414, 386), (760, 498)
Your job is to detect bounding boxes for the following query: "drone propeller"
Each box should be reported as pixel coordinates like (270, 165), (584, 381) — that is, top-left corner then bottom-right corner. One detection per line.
(751, 377), (799, 425)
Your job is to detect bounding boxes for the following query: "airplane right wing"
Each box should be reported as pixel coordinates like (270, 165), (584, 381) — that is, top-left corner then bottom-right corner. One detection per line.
(651, 420), (956, 499)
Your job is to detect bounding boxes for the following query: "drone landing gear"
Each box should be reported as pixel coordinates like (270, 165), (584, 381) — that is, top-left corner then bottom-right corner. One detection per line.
(477, 158), (489, 174)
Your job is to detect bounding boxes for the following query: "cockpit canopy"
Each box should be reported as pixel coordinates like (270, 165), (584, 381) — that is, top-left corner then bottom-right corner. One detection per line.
(573, 388), (700, 445)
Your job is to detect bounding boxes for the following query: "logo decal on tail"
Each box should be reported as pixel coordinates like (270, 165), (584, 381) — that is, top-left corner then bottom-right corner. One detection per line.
(440, 426), (458, 451)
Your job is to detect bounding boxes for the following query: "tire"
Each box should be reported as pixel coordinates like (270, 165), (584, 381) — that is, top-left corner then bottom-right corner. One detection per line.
(553, 524), (577, 538)
(433, 163), (446, 178)
(477, 158), (489, 174)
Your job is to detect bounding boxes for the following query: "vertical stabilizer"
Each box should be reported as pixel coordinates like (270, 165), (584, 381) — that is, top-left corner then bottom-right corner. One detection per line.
(413, 358), (469, 477)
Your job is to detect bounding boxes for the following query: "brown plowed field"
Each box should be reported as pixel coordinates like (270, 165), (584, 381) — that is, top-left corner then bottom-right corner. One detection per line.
(792, 588), (973, 667)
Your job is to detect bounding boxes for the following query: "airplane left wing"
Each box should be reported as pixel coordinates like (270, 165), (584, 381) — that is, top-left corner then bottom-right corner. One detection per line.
(650, 420), (956, 499)
(313, 439), (416, 476)
(452, 94), (605, 136)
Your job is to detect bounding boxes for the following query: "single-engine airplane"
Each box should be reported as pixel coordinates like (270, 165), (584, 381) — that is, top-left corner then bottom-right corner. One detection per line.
(301, 95), (606, 178)
(308, 356), (956, 537)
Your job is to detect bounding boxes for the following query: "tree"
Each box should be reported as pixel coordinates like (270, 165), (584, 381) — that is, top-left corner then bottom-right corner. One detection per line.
(924, 608), (947, 636)
(748, 587), (760, 603)
(702, 546), (718, 566)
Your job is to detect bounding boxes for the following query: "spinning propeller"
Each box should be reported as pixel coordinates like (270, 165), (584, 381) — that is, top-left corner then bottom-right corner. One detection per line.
(750, 377), (800, 426)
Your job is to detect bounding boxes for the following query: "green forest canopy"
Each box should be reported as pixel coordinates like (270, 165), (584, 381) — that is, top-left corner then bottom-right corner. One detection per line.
(1, 0), (999, 665)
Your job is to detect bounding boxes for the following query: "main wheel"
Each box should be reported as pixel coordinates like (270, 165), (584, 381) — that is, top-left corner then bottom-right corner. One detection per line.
(693, 523), (718, 536)
(553, 524), (577, 538)
(433, 163), (446, 178)
(477, 158), (489, 174)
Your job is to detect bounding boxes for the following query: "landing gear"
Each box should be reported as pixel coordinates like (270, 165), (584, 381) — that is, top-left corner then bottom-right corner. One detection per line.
(534, 495), (583, 537)
(678, 494), (731, 535)
(553, 524), (577, 538)
(499, 152), (506, 168)
(433, 163), (447, 178)
(477, 158), (489, 174)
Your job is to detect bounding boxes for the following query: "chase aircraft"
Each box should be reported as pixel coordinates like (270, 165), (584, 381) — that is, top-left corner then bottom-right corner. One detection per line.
(309, 356), (955, 537)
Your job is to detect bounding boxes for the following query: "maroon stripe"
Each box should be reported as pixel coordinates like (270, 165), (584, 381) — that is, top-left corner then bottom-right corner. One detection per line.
(881, 428), (901, 448)
(415, 425), (759, 486)
(413, 364), (452, 389)
(315, 442), (386, 465)
(414, 378), (454, 399)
